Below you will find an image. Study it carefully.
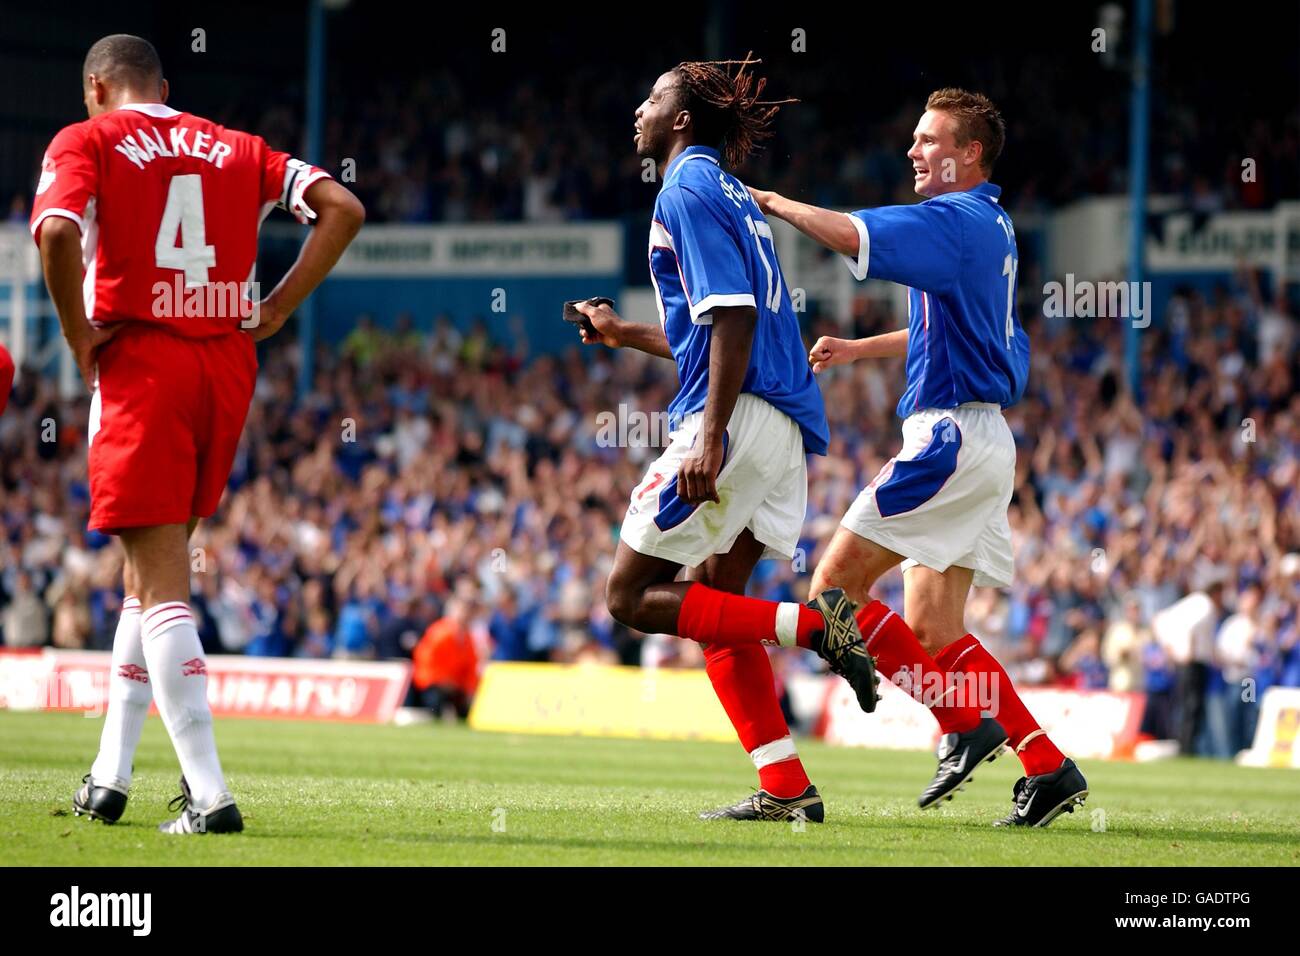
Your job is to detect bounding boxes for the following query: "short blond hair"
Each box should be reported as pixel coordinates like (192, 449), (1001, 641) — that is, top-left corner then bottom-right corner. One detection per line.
(925, 88), (1005, 174)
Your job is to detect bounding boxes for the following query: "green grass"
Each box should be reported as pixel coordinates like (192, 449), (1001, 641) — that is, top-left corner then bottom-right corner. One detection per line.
(2, 710), (1297, 865)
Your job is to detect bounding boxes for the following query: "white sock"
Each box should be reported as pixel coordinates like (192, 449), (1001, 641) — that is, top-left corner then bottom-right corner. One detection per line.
(90, 596), (150, 791)
(774, 603), (802, 648)
(141, 602), (229, 808)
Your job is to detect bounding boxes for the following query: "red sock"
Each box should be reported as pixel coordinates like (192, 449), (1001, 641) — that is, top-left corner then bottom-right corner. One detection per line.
(856, 601), (981, 734)
(703, 643), (810, 798)
(935, 634), (1066, 776)
(677, 583), (822, 648)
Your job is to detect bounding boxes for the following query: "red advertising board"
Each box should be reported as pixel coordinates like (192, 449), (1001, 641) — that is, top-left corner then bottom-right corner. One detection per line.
(0, 649), (410, 724)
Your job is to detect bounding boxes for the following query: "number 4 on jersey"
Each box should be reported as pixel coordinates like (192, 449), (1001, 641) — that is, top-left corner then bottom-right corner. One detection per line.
(155, 174), (215, 286)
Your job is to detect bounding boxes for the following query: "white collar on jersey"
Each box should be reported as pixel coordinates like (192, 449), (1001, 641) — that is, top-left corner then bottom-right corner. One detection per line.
(664, 146), (721, 188)
(117, 103), (181, 118)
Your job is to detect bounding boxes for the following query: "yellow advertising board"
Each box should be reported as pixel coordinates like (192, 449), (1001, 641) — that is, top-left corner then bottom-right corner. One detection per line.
(468, 662), (736, 742)
(1239, 687), (1300, 769)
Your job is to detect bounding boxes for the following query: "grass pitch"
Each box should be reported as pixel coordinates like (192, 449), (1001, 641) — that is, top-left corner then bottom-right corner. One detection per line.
(2, 710), (1297, 866)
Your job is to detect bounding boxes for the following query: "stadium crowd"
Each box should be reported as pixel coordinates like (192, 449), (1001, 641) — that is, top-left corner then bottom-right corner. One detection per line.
(1, 261), (1297, 759)
(6, 58), (1295, 233)
(217, 56), (1298, 230)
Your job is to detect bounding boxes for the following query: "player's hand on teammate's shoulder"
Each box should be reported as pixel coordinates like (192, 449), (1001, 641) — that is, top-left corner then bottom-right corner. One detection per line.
(747, 185), (777, 214)
(809, 336), (855, 373)
(574, 299), (625, 348)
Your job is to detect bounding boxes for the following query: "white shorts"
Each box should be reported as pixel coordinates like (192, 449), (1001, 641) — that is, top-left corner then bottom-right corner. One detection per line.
(842, 403), (1016, 588)
(620, 393), (807, 568)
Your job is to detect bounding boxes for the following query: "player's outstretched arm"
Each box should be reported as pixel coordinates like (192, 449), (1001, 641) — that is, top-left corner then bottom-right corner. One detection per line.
(251, 179), (365, 342)
(748, 187), (859, 258)
(678, 304), (756, 505)
(809, 329), (909, 372)
(574, 299), (672, 359)
(38, 217), (117, 388)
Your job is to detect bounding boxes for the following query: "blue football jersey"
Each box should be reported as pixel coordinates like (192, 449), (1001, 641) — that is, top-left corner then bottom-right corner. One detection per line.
(842, 182), (1030, 417)
(649, 146), (829, 456)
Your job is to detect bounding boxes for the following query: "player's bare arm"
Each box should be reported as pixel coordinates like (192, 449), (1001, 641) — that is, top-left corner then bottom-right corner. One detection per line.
(809, 328), (909, 372)
(251, 178), (365, 342)
(678, 303), (756, 505)
(747, 187), (859, 257)
(37, 216), (117, 387)
(574, 298), (672, 358)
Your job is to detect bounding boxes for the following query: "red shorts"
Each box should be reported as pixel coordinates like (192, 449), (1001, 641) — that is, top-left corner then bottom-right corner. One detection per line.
(88, 326), (257, 533)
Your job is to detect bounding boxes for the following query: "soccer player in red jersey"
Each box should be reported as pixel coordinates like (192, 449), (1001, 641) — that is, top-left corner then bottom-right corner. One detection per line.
(32, 35), (364, 833)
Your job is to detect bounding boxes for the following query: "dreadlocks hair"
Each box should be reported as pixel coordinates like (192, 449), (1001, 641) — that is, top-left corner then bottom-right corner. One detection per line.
(670, 54), (795, 168)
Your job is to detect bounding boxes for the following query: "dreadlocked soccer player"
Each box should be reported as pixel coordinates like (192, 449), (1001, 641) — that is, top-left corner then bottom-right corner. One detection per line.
(573, 57), (884, 822)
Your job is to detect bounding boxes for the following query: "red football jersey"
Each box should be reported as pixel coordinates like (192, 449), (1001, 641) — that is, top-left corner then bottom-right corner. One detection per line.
(30, 102), (330, 338)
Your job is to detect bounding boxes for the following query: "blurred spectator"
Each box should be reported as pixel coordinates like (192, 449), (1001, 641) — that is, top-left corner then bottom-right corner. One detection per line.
(1060, 628), (1109, 690)
(48, 578), (91, 650)
(1153, 584), (1223, 755)
(375, 596), (423, 661)
(2, 571), (48, 648)
(1102, 597), (1148, 693)
(1213, 586), (1263, 757)
(333, 594), (377, 660)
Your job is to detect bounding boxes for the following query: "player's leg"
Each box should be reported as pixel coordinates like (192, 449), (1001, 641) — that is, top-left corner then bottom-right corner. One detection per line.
(807, 523), (902, 605)
(605, 398), (866, 678)
(144, 335), (255, 834)
(605, 544), (814, 813)
(605, 538), (829, 647)
(603, 540), (692, 636)
(84, 521), (199, 813)
(889, 563), (1008, 807)
(606, 541), (869, 714)
(910, 561), (1087, 824)
(689, 530), (821, 819)
(137, 331), (252, 833)
(609, 402), (877, 711)
(75, 552), (149, 823)
(123, 521), (241, 833)
(74, 331), (167, 823)
(608, 564), (871, 669)
(815, 477), (986, 738)
(915, 560), (1088, 822)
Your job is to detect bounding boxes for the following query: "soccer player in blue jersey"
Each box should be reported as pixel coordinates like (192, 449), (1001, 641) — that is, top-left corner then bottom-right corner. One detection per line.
(748, 89), (1089, 826)
(574, 58), (878, 823)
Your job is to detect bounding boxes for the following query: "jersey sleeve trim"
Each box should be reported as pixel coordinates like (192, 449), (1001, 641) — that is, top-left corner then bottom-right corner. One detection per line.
(839, 211), (870, 280)
(278, 161), (333, 223)
(30, 207), (85, 238)
(690, 292), (757, 324)
(649, 219), (675, 253)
